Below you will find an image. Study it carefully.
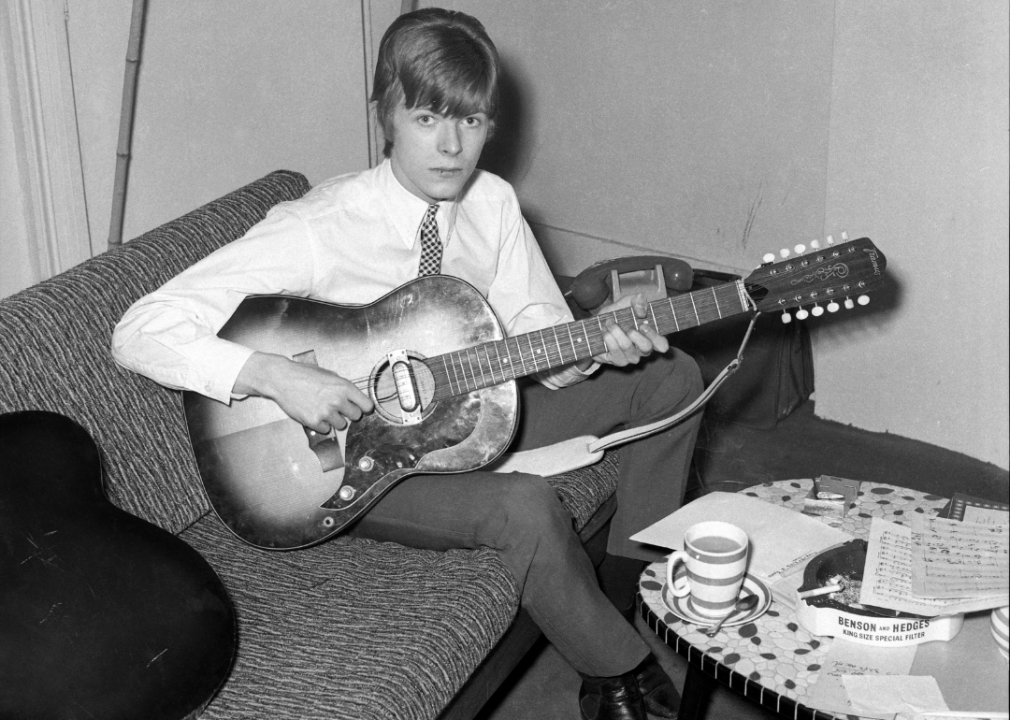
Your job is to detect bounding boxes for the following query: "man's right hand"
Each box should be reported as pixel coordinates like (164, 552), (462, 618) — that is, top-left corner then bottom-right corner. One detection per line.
(233, 352), (374, 434)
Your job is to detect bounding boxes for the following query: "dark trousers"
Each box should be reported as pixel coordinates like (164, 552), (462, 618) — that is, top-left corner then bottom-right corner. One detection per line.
(350, 348), (703, 676)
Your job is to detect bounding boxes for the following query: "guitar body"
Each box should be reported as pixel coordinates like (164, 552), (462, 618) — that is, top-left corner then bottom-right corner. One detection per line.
(184, 276), (518, 550)
(0, 411), (235, 720)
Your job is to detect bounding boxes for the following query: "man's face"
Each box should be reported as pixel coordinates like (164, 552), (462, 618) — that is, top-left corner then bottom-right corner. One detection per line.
(388, 102), (489, 204)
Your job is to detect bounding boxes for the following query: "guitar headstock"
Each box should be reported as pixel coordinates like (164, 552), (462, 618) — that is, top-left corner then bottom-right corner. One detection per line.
(744, 235), (886, 323)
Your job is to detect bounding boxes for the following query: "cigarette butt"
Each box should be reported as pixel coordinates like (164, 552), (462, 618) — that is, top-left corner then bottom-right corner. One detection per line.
(798, 583), (842, 599)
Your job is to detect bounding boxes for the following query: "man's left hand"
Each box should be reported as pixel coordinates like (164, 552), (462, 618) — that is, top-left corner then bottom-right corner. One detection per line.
(591, 293), (670, 367)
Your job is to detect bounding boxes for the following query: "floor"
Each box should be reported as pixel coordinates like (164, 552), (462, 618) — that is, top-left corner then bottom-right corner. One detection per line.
(475, 400), (1009, 720)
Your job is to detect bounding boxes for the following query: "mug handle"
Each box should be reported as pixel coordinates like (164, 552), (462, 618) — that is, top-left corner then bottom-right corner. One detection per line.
(666, 551), (691, 598)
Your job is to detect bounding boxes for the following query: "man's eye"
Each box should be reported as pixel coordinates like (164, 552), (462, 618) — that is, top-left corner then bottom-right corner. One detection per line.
(462, 116), (482, 127)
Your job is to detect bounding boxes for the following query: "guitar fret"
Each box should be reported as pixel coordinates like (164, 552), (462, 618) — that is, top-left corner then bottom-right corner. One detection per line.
(552, 326), (566, 365)
(441, 355), (456, 395)
(669, 298), (680, 331)
(711, 287), (722, 319)
(450, 353), (463, 392)
(465, 349), (478, 390)
(567, 324), (579, 360)
(538, 329), (551, 366)
(595, 315), (609, 355)
(493, 341), (508, 381)
(526, 334), (540, 372)
(509, 333), (525, 373)
(689, 293), (700, 324)
(456, 349), (470, 389)
(480, 343), (496, 385)
(481, 345), (497, 385)
(504, 338), (519, 376)
(475, 346), (489, 387)
(649, 303), (658, 330)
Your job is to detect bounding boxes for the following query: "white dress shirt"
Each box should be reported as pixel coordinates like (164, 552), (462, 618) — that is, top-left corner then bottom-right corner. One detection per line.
(112, 160), (594, 403)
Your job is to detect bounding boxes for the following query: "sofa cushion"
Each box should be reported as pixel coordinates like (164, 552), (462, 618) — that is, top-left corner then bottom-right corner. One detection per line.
(0, 171), (311, 534)
(182, 518), (518, 720)
(184, 453), (618, 720)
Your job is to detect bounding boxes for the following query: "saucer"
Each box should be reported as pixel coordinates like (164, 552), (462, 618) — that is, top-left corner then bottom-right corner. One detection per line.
(661, 573), (772, 627)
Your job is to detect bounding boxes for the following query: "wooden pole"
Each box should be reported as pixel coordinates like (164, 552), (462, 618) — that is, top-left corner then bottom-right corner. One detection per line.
(107, 0), (147, 247)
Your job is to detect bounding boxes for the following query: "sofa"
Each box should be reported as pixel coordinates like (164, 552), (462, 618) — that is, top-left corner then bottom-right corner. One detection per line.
(0, 170), (621, 720)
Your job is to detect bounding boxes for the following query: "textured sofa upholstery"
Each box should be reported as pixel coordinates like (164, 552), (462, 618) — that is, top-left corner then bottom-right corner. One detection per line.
(0, 170), (620, 720)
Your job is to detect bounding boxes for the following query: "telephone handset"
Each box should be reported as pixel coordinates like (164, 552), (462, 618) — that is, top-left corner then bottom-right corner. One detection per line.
(567, 256), (694, 313)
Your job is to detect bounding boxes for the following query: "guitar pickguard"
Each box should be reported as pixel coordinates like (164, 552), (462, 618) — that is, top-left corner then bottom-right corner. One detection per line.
(324, 391), (481, 510)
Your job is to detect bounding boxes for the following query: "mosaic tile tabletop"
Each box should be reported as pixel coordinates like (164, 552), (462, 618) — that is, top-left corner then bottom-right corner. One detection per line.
(638, 479), (951, 720)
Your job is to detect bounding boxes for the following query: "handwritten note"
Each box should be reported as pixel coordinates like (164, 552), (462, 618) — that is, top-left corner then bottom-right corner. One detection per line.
(910, 516), (1009, 599)
(859, 518), (1006, 615)
(806, 638), (917, 719)
(843, 675), (949, 717)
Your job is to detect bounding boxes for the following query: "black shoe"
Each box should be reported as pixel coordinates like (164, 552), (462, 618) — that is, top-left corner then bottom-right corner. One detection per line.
(633, 655), (681, 719)
(579, 672), (648, 720)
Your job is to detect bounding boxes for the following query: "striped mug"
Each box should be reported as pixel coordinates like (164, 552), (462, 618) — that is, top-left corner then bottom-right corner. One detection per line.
(666, 521), (749, 618)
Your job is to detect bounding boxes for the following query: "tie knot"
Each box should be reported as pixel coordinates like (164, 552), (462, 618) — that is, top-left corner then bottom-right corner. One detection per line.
(425, 204), (438, 219)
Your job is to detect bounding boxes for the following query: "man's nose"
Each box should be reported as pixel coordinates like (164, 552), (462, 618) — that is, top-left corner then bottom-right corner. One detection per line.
(438, 121), (462, 155)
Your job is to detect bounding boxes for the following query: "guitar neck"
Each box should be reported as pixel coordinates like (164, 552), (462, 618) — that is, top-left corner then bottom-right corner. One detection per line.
(429, 279), (751, 400)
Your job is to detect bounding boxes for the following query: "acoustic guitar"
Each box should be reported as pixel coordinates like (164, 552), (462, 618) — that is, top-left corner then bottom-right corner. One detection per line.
(0, 411), (235, 720)
(183, 237), (886, 550)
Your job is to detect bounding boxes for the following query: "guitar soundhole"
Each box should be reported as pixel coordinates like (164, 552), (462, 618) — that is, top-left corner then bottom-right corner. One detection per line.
(370, 352), (437, 425)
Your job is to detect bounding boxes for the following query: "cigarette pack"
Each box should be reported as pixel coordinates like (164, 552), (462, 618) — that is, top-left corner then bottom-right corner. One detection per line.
(803, 475), (860, 519)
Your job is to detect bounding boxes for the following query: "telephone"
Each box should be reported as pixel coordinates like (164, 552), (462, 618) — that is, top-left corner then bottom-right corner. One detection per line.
(567, 256), (694, 313)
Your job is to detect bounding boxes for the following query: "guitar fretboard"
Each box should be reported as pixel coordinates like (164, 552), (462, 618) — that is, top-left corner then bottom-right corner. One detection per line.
(428, 280), (751, 400)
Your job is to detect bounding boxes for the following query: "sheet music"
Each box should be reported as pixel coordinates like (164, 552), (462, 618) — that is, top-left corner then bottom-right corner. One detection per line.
(859, 518), (1005, 615)
(910, 516), (1009, 598)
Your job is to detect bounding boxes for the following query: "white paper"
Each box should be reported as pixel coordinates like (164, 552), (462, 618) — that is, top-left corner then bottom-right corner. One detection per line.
(860, 518), (1008, 615)
(912, 713), (1010, 719)
(910, 516), (1009, 598)
(629, 492), (853, 583)
(806, 638), (917, 719)
(843, 675), (949, 717)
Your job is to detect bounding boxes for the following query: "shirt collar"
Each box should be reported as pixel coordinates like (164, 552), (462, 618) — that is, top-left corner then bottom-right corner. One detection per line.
(378, 159), (457, 249)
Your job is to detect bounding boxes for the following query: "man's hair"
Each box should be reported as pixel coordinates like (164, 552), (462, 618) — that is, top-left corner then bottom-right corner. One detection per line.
(371, 8), (500, 157)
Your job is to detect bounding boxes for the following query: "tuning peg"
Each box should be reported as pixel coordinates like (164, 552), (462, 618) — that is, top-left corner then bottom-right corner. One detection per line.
(826, 235), (835, 245)
(794, 243), (806, 254)
(827, 300), (840, 313)
(811, 304), (825, 317)
(841, 231), (849, 241)
(795, 307), (810, 320)
(844, 297), (855, 310)
(810, 239), (821, 249)
(857, 295), (870, 306)
(762, 252), (776, 264)
(779, 248), (791, 259)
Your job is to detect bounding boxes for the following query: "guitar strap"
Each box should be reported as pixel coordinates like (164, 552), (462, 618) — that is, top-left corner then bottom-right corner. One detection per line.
(490, 312), (762, 476)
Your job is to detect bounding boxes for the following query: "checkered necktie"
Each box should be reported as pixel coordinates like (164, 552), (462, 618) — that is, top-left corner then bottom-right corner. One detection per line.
(417, 204), (441, 276)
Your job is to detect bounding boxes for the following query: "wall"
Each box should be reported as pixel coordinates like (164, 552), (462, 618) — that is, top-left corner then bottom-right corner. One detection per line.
(817, 1), (1009, 469)
(67, 0), (371, 248)
(419, 1), (1008, 469)
(427, 0), (836, 276)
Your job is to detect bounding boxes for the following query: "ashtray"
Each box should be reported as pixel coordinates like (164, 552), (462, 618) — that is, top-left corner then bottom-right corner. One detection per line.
(794, 539), (963, 646)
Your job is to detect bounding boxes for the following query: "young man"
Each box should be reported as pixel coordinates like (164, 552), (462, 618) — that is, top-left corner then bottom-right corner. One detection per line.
(113, 9), (702, 720)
